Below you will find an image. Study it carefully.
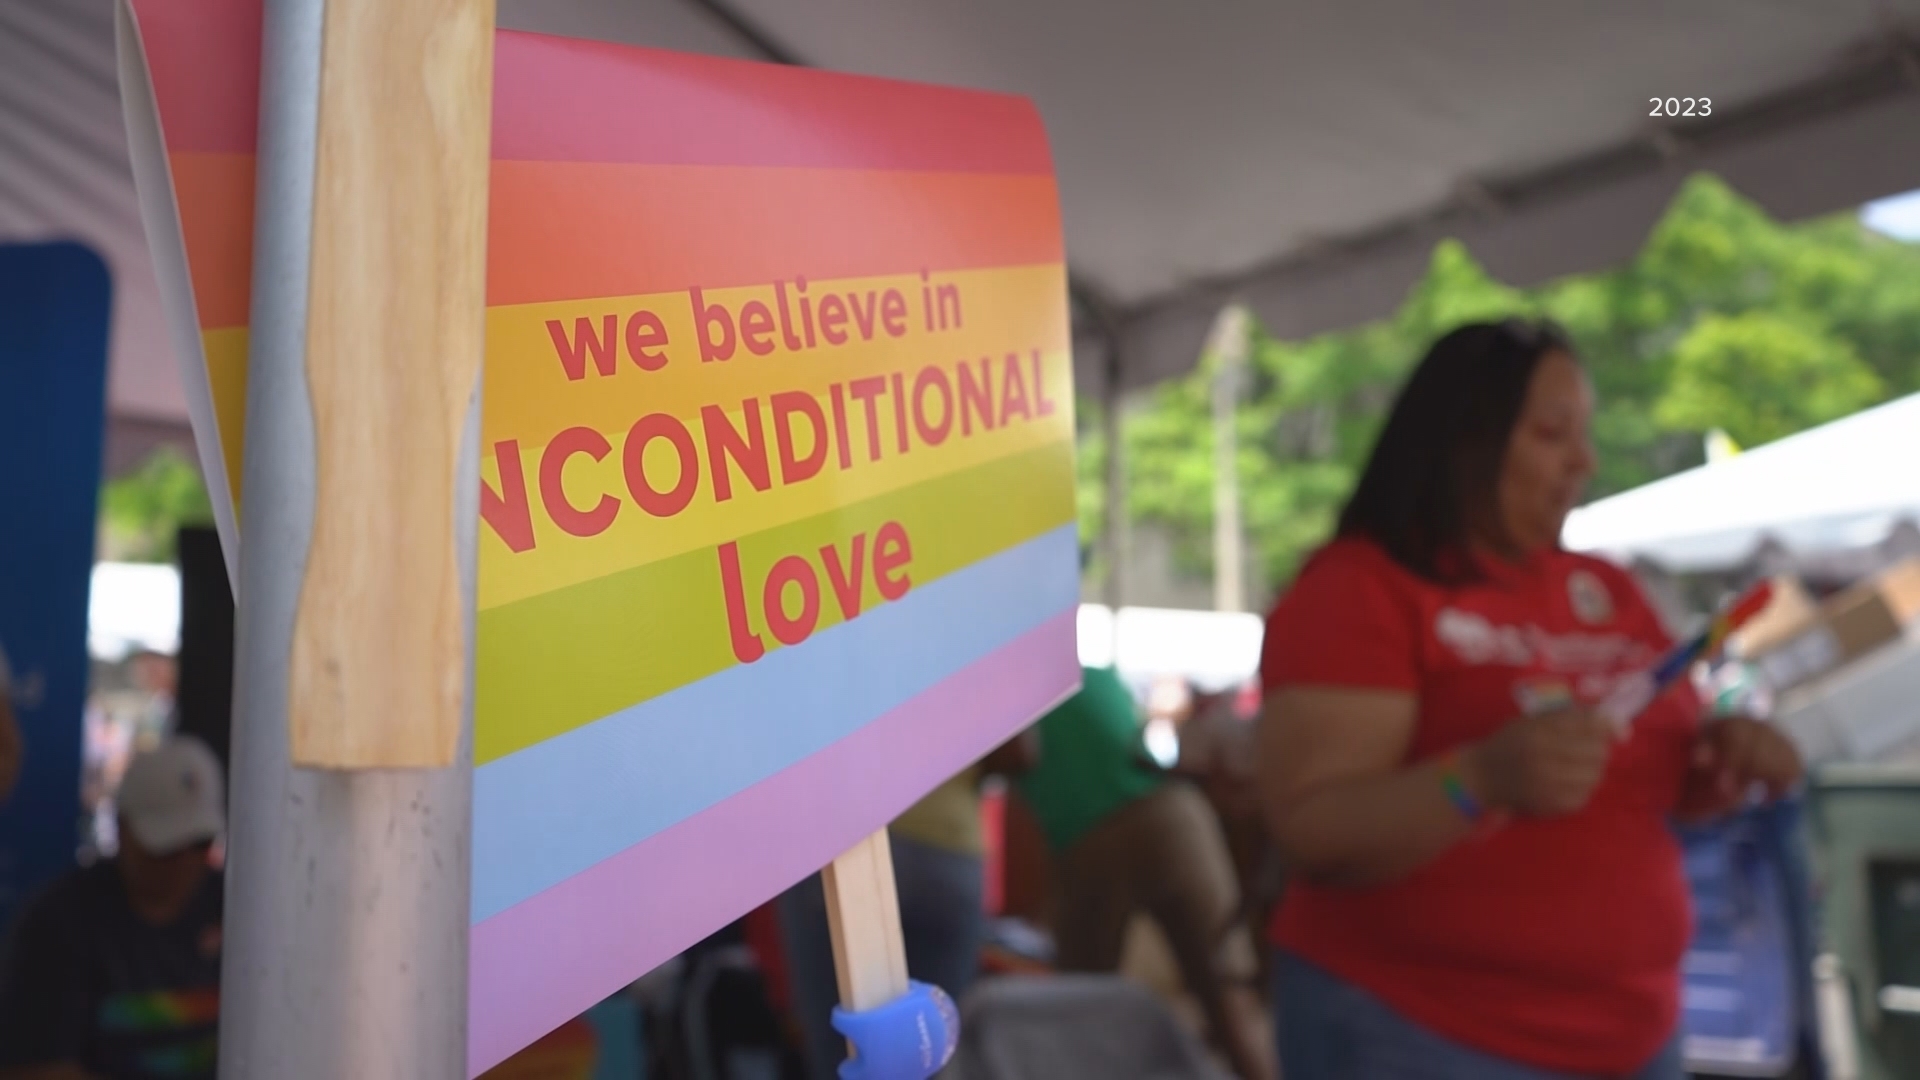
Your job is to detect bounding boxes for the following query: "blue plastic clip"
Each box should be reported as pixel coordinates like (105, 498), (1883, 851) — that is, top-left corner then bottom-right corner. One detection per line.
(830, 980), (960, 1080)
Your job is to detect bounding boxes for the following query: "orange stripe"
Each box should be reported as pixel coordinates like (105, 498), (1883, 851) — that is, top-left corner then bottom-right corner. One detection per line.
(171, 152), (256, 329)
(170, 156), (1062, 324)
(486, 163), (1062, 307)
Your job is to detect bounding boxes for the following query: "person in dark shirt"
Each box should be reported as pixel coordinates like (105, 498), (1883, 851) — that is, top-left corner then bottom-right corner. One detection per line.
(0, 736), (225, 1080)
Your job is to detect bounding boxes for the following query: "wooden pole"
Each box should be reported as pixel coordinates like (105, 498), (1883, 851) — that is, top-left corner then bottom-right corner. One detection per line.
(290, 0), (494, 768)
(1209, 304), (1248, 613)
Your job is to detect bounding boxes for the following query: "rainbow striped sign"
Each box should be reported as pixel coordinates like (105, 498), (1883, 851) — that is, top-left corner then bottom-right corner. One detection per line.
(124, 3), (1080, 1071)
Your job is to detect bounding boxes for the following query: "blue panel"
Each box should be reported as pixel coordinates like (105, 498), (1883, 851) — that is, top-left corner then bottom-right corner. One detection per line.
(1678, 809), (1799, 1076)
(0, 242), (111, 932)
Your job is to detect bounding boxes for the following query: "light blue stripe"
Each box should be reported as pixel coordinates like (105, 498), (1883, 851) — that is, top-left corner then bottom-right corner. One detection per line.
(471, 523), (1080, 922)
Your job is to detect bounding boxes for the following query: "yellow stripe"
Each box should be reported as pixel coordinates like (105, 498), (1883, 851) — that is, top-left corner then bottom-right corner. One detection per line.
(200, 327), (250, 511)
(473, 439), (1075, 764)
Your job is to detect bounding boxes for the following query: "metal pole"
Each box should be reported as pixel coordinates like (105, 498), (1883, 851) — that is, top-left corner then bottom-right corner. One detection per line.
(219, 0), (477, 1075)
(1210, 305), (1248, 613)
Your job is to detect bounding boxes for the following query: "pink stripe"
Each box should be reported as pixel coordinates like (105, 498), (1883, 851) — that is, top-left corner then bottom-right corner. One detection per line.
(466, 610), (1079, 1075)
(493, 32), (1053, 173)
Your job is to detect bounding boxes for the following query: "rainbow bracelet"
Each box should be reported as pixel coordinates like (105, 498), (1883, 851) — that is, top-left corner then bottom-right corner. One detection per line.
(1437, 751), (1485, 823)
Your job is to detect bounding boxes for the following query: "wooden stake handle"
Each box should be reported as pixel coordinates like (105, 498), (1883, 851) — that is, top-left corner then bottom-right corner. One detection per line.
(823, 828), (911, 1015)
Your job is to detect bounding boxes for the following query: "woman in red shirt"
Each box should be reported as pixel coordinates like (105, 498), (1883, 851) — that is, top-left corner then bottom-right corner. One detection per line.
(1257, 320), (1802, 1079)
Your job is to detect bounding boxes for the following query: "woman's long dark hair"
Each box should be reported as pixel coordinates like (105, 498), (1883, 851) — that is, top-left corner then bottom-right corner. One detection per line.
(1336, 319), (1575, 583)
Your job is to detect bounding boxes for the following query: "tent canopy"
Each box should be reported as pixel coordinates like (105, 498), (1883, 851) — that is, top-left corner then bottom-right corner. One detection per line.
(1562, 392), (1920, 573)
(11, 0), (1920, 467)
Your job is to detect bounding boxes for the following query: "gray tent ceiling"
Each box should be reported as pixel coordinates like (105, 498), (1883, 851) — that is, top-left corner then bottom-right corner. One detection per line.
(11, 0), (1920, 470)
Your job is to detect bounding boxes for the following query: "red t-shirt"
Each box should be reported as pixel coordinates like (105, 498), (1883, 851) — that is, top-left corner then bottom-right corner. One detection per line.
(1260, 537), (1698, 1075)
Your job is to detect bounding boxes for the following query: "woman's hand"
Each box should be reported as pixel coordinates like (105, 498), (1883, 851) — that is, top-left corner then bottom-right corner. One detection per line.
(1466, 705), (1614, 818)
(1679, 716), (1803, 819)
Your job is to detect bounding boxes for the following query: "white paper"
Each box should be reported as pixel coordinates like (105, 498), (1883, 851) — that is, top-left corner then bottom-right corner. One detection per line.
(115, 0), (242, 590)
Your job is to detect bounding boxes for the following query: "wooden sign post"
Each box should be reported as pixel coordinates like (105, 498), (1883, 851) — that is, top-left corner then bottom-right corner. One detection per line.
(290, 0), (493, 770)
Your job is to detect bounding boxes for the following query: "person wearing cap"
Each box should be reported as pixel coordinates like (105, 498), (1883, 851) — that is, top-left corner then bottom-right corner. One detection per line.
(0, 736), (225, 1080)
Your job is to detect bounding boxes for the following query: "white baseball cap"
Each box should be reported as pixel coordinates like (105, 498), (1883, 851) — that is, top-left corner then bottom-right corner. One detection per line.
(117, 736), (225, 855)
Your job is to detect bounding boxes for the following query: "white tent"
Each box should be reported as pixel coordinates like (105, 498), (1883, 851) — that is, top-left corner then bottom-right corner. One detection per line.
(1562, 392), (1920, 572)
(12, 0), (1920, 472)
(87, 560), (179, 660)
(1077, 603), (1265, 691)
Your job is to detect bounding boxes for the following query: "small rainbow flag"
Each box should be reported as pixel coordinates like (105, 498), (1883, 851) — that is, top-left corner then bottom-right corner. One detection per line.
(1598, 581), (1775, 730)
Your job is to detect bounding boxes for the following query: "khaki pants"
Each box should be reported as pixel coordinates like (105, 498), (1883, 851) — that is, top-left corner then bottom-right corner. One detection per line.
(1052, 782), (1261, 1019)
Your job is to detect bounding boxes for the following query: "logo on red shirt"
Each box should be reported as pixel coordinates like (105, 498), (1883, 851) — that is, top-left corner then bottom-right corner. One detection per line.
(1434, 607), (1523, 665)
(1568, 568), (1614, 625)
(1433, 606), (1654, 675)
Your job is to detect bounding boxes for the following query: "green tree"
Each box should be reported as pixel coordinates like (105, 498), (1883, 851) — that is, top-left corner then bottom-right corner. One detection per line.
(1655, 311), (1884, 446)
(1113, 241), (1549, 586)
(98, 447), (214, 563)
(1090, 173), (1920, 601)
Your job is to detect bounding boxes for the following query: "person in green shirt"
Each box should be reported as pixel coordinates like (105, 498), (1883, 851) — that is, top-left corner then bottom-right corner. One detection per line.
(1017, 666), (1276, 1080)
